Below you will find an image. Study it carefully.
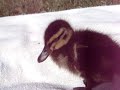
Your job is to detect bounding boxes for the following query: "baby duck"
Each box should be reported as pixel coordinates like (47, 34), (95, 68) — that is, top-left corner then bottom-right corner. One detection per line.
(38, 19), (120, 90)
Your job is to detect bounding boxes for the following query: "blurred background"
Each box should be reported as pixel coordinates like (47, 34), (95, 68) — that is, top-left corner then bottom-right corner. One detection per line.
(0, 0), (120, 17)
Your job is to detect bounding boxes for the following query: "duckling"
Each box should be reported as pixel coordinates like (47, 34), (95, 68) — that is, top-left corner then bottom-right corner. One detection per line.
(37, 19), (120, 90)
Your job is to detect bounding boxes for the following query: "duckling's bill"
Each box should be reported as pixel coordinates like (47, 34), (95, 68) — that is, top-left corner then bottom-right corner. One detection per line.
(38, 46), (52, 63)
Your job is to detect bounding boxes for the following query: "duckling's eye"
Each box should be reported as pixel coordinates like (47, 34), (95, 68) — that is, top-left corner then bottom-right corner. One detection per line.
(47, 28), (73, 50)
(48, 31), (66, 50)
(47, 33), (63, 48)
(63, 34), (67, 39)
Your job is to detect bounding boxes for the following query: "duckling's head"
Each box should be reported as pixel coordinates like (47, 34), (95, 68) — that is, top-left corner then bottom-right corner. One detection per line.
(38, 20), (74, 63)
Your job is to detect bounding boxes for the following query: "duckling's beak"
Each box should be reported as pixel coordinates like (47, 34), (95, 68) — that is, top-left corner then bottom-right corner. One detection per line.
(38, 46), (52, 63)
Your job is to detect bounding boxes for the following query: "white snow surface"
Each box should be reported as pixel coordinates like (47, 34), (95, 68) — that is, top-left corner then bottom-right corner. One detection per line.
(0, 5), (120, 90)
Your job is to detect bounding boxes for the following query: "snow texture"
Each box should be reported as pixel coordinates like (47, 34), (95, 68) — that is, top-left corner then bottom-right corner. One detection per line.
(0, 5), (120, 90)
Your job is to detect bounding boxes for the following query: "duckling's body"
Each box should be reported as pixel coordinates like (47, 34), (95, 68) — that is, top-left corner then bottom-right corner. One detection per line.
(38, 20), (120, 90)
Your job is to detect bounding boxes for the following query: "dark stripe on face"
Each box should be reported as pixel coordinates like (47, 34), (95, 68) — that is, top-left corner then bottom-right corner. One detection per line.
(48, 30), (65, 47)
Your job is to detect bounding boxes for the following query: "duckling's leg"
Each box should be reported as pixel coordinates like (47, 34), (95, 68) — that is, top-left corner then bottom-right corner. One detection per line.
(83, 77), (100, 90)
(83, 80), (92, 90)
(72, 79), (92, 90)
(73, 87), (91, 90)
(73, 87), (85, 90)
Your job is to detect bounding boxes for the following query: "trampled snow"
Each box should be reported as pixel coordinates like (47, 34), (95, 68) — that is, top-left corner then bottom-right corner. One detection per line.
(0, 5), (120, 90)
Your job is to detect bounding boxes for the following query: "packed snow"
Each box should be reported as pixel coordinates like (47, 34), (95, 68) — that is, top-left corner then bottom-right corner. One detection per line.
(0, 5), (120, 90)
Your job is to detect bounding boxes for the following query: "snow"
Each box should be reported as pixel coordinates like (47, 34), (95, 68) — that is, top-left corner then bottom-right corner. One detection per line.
(0, 5), (120, 90)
